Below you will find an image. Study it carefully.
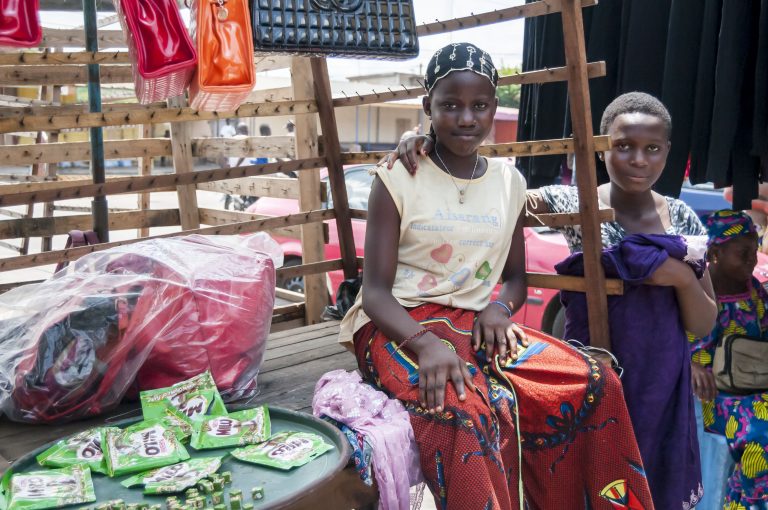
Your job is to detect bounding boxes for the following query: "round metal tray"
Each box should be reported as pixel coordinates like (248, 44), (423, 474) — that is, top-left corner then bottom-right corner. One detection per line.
(9, 407), (350, 510)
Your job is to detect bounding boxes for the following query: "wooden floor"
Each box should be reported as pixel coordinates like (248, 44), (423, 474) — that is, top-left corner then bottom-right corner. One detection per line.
(0, 320), (354, 473)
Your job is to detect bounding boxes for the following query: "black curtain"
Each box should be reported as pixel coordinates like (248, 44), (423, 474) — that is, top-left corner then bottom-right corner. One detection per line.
(517, 0), (768, 209)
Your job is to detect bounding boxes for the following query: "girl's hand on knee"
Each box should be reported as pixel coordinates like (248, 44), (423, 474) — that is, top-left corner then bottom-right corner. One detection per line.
(473, 304), (529, 363)
(412, 334), (475, 413)
(377, 134), (434, 174)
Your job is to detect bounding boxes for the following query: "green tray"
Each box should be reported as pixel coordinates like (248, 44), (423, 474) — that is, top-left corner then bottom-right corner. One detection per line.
(8, 407), (350, 510)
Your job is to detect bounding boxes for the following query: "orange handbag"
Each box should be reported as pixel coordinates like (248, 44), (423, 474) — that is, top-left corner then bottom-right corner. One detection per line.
(189, 0), (256, 112)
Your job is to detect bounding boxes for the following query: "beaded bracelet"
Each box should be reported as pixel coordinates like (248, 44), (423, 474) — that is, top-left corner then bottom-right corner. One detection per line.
(489, 300), (513, 318)
(398, 328), (429, 351)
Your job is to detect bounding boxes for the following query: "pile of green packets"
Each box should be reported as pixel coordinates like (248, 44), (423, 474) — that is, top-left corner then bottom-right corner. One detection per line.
(0, 372), (334, 510)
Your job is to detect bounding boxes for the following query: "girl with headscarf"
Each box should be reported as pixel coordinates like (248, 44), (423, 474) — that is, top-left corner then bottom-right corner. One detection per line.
(339, 43), (652, 510)
(691, 210), (768, 509)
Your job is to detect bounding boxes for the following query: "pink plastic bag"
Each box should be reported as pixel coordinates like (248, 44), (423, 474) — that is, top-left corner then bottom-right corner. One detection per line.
(0, 234), (280, 423)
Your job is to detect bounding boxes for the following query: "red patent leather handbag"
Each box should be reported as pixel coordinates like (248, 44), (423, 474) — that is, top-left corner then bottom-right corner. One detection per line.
(0, 0), (42, 47)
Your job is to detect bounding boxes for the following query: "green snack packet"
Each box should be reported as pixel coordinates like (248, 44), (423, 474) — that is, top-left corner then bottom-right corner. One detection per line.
(121, 457), (223, 495)
(103, 420), (190, 478)
(190, 408), (270, 451)
(4, 465), (96, 510)
(140, 372), (227, 423)
(36, 428), (112, 475)
(229, 431), (333, 470)
(161, 408), (194, 443)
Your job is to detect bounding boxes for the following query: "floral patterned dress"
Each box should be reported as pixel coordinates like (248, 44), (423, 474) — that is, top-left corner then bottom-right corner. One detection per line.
(690, 278), (768, 507)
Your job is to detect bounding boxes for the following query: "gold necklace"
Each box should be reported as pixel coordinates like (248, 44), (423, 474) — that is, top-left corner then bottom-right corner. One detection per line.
(434, 147), (479, 204)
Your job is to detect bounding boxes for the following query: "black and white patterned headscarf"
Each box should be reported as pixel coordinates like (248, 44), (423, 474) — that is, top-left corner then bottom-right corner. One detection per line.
(424, 42), (498, 94)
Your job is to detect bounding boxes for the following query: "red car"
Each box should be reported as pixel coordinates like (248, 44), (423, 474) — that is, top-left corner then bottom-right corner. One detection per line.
(248, 165), (768, 336)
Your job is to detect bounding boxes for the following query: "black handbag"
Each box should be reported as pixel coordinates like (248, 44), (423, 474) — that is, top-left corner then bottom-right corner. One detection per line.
(251, 0), (419, 59)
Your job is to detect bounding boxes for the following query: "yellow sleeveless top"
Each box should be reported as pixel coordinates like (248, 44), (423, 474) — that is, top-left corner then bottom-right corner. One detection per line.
(338, 156), (527, 345)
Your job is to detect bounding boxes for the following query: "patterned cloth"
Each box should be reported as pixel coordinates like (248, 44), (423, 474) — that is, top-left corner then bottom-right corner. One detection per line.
(690, 278), (768, 367)
(704, 210), (757, 247)
(424, 42), (498, 93)
(354, 303), (653, 510)
(691, 278), (768, 507)
(313, 370), (422, 510)
(535, 185), (706, 252)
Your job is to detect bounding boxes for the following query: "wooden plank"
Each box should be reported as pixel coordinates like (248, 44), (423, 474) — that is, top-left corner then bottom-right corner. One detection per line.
(276, 258), (343, 280)
(0, 50), (129, 65)
(0, 100), (318, 134)
(332, 61), (606, 108)
(0, 101), (167, 119)
(560, 0), (611, 350)
(311, 57), (358, 280)
(245, 86), (294, 104)
(0, 52), (291, 69)
(138, 125), (152, 237)
(293, 57), (329, 324)
(197, 177), (327, 202)
(41, 29), (124, 49)
(342, 136), (611, 164)
(0, 209), (335, 272)
(0, 135), (299, 166)
(0, 157), (327, 206)
(21, 126), (46, 255)
(53, 205), (134, 213)
(168, 96), (199, 230)
(416, 0), (596, 36)
(0, 138), (171, 165)
(348, 208), (615, 228)
(41, 82), (61, 252)
(266, 319), (340, 342)
(0, 65), (133, 86)
(0, 94), (57, 107)
(197, 207), (330, 242)
(192, 135), (295, 160)
(273, 302), (305, 316)
(0, 208), (25, 219)
(0, 209), (180, 239)
(527, 272), (623, 295)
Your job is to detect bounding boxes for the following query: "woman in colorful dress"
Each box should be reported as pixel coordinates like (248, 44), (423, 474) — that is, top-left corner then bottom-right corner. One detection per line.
(386, 91), (717, 508)
(340, 43), (653, 510)
(691, 210), (768, 509)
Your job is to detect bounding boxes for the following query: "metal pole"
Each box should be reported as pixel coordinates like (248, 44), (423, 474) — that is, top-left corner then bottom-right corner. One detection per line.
(83, 0), (109, 242)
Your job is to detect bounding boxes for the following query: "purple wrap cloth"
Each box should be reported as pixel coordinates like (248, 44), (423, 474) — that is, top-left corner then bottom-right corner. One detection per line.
(555, 234), (705, 510)
(312, 369), (423, 510)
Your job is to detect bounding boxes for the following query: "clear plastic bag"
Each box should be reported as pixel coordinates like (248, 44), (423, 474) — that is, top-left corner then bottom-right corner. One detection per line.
(0, 234), (279, 423)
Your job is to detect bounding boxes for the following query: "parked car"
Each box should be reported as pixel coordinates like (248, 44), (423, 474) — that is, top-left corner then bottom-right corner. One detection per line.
(678, 179), (731, 219)
(249, 168), (768, 336)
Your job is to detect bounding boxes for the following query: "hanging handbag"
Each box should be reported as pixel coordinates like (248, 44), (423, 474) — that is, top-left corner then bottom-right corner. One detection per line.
(113, 0), (198, 104)
(189, 0), (256, 112)
(250, 0), (419, 59)
(713, 333), (768, 393)
(0, 0), (42, 47)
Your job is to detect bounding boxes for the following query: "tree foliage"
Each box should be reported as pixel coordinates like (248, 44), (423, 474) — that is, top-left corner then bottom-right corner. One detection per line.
(497, 65), (522, 109)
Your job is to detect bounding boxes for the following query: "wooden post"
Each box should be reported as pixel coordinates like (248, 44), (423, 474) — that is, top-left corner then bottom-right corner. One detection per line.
(41, 82), (61, 252)
(20, 130), (45, 255)
(138, 124), (152, 238)
(310, 57), (358, 279)
(167, 96), (200, 230)
(560, 0), (611, 350)
(291, 57), (328, 324)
